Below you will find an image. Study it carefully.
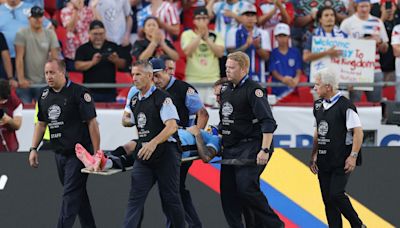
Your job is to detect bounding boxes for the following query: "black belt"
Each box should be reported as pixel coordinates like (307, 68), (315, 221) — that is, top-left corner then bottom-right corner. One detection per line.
(239, 138), (258, 143)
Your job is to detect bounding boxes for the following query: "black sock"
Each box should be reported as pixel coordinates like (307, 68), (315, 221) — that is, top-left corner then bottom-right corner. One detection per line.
(111, 146), (127, 156)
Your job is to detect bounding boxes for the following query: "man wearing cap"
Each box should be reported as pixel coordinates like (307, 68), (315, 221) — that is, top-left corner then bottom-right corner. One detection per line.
(226, 4), (271, 83)
(151, 57), (209, 228)
(14, 5), (60, 103)
(269, 23), (303, 103)
(181, 7), (224, 106)
(0, 0), (52, 73)
(75, 20), (127, 102)
(340, 0), (389, 102)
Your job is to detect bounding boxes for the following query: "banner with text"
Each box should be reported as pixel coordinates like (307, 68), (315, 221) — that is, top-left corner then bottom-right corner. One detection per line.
(310, 37), (376, 90)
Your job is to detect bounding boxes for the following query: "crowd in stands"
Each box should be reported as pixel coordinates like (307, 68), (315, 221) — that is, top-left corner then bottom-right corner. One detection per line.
(0, 0), (399, 105)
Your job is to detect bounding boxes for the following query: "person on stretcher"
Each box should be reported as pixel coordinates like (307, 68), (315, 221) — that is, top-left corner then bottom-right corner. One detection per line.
(75, 126), (221, 171)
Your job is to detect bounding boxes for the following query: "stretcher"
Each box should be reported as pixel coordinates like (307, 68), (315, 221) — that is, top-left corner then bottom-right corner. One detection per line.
(81, 156), (200, 175)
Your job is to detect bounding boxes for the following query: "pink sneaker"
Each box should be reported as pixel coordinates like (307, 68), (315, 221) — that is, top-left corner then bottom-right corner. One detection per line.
(93, 150), (107, 171)
(75, 144), (95, 169)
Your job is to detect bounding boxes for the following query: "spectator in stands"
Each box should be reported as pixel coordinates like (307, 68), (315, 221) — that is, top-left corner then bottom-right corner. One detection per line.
(207, 0), (253, 77)
(0, 79), (23, 152)
(0, 0), (52, 67)
(391, 23), (400, 101)
(0, 32), (15, 87)
(181, 7), (224, 106)
(303, 6), (347, 78)
(92, 0), (132, 46)
(128, 0), (150, 44)
(61, 0), (96, 71)
(132, 16), (179, 61)
(269, 23), (302, 102)
(15, 6), (60, 104)
(371, 1), (396, 85)
(182, 0), (207, 30)
(258, 0), (293, 48)
(75, 20), (126, 102)
(340, 0), (389, 102)
(137, 0), (180, 42)
(292, 0), (347, 50)
(207, 0), (251, 42)
(93, 0), (132, 68)
(226, 4), (271, 83)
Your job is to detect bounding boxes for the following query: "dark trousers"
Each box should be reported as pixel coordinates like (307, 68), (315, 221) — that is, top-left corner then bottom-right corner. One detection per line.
(55, 153), (96, 228)
(220, 141), (283, 228)
(163, 160), (202, 228)
(123, 143), (185, 228)
(318, 168), (363, 228)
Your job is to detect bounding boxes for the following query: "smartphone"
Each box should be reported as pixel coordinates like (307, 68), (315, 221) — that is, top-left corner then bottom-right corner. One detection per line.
(385, 0), (392, 10)
(0, 109), (4, 119)
(100, 51), (113, 60)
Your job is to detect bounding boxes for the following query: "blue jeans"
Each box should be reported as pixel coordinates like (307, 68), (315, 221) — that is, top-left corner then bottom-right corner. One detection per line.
(16, 87), (42, 103)
(350, 72), (383, 102)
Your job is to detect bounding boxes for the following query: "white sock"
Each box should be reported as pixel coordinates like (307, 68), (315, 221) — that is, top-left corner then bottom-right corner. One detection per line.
(104, 159), (113, 170)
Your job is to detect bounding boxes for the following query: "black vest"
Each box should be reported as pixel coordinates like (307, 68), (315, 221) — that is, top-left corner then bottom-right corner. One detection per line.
(313, 96), (361, 170)
(38, 83), (93, 154)
(166, 79), (194, 127)
(219, 80), (262, 148)
(129, 88), (171, 164)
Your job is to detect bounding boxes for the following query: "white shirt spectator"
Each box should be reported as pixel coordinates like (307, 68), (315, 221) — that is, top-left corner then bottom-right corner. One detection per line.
(340, 14), (388, 72)
(212, 0), (253, 43)
(94, 0), (132, 45)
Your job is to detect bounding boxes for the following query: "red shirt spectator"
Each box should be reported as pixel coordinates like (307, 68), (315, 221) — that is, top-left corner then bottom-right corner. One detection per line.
(0, 80), (23, 152)
(61, 0), (95, 60)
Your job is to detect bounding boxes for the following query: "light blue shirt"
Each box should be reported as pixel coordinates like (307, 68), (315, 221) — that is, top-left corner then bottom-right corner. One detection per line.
(127, 85), (179, 122)
(0, 2), (51, 57)
(124, 86), (139, 112)
(23, 0), (44, 8)
(179, 129), (221, 158)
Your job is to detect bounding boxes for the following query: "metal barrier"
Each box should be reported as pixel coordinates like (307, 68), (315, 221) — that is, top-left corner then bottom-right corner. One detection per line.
(26, 81), (400, 88)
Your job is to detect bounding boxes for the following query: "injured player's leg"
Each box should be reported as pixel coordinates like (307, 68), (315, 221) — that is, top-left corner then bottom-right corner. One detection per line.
(75, 143), (96, 170)
(75, 143), (134, 172)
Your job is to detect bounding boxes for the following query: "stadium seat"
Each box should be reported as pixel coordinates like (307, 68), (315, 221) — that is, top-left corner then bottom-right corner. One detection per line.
(44, 0), (58, 16)
(383, 86), (395, 101)
(173, 40), (186, 80)
(116, 71), (133, 99)
(68, 71), (83, 84)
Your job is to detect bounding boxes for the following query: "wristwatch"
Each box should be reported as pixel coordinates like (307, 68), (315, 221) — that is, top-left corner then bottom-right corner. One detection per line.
(261, 147), (271, 154)
(29, 147), (37, 152)
(350, 151), (358, 158)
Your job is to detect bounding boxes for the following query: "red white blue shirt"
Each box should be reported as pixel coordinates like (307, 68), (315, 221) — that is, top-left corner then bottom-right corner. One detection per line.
(137, 2), (180, 42)
(226, 25), (271, 83)
(340, 14), (389, 72)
